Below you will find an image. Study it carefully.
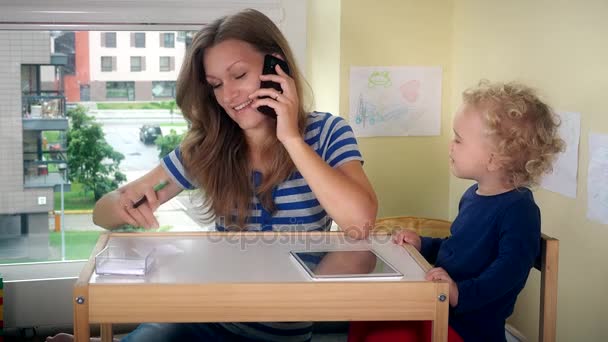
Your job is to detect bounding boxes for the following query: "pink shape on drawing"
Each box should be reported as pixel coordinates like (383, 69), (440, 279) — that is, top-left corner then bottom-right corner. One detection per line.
(400, 80), (420, 103)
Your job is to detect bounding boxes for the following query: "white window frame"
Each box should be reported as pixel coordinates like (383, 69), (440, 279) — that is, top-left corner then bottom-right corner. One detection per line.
(0, 0), (307, 73)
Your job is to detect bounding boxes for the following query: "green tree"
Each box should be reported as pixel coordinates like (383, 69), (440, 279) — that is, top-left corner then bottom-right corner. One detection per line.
(66, 105), (126, 200)
(155, 129), (184, 159)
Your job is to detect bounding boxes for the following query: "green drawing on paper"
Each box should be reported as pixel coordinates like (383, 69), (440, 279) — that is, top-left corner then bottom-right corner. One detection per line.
(355, 95), (409, 128)
(368, 71), (392, 88)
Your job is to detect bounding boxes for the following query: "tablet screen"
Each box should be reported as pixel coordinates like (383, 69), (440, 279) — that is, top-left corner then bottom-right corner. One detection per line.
(290, 250), (403, 279)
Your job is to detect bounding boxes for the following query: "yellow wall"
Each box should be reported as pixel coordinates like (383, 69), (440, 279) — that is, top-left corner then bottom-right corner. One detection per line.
(306, 0), (341, 116)
(339, 0), (453, 219)
(451, 1), (608, 340)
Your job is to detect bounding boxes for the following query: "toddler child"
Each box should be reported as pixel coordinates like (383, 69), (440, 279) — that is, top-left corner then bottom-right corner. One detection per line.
(349, 80), (564, 342)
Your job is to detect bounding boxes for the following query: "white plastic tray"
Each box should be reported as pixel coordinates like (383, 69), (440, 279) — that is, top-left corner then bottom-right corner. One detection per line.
(95, 246), (154, 276)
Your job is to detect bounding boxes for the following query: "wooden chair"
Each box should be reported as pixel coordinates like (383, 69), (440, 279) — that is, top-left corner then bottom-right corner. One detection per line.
(535, 234), (558, 342)
(374, 216), (452, 238)
(373, 216), (559, 342)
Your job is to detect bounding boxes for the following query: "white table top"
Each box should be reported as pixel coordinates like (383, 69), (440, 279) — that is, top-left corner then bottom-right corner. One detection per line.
(90, 233), (427, 284)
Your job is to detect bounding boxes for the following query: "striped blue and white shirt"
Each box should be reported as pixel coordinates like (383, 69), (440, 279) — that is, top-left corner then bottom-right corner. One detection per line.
(162, 111), (364, 232)
(160, 111), (363, 341)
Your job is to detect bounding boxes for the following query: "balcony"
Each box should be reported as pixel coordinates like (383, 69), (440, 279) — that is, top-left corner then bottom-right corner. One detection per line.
(23, 151), (71, 192)
(22, 93), (68, 131)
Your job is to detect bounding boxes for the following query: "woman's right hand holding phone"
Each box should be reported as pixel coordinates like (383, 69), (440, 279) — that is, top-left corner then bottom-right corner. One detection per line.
(392, 229), (422, 251)
(251, 65), (300, 144)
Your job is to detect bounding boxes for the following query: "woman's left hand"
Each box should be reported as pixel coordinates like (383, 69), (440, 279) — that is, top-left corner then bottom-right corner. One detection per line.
(425, 267), (459, 307)
(249, 64), (301, 144)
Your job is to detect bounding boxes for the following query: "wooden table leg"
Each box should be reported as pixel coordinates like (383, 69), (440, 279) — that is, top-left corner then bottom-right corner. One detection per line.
(432, 281), (449, 342)
(74, 232), (109, 342)
(73, 285), (90, 342)
(100, 323), (113, 342)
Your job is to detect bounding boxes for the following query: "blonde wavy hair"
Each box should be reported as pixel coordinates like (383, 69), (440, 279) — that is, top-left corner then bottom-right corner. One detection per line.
(463, 80), (565, 188)
(176, 9), (309, 229)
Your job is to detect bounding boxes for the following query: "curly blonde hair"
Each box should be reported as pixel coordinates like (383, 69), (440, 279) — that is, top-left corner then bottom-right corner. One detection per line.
(463, 80), (565, 188)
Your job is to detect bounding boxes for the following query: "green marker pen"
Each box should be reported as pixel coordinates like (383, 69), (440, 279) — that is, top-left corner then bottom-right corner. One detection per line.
(132, 180), (168, 208)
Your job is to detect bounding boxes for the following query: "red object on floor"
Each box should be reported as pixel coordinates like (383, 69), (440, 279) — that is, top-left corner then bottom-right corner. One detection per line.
(348, 321), (464, 342)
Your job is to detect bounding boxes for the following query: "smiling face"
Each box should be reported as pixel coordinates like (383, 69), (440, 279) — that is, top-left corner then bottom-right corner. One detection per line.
(204, 39), (270, 131)
(449, 104), (496, 182)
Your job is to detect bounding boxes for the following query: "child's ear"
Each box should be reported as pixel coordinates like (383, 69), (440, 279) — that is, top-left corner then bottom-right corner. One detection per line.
(487, 152), (503, 172)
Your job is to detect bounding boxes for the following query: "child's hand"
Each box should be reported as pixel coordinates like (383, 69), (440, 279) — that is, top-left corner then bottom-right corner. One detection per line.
(392, 229), (421, 251)
(425, 267), (459, 307)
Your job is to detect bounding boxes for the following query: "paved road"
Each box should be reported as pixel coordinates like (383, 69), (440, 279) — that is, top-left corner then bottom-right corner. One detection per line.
(102, 122), (160, 174)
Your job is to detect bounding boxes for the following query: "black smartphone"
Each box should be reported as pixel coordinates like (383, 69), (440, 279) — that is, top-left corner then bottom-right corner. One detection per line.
(258, 54), (290, 117)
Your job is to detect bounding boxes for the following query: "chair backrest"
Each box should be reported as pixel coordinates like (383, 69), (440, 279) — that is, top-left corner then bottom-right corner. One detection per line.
(535, 234), (559, 342)
(373, 216), (559, 342)
(374, 216), (452, 238)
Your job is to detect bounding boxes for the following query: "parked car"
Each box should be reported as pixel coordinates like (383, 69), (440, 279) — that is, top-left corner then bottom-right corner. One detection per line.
(139, 124), (162, 144)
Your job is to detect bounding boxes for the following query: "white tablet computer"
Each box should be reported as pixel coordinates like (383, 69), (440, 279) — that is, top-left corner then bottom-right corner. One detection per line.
(290, 250), (403, 280)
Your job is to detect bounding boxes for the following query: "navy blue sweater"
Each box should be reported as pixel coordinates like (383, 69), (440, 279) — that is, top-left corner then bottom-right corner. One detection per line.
(420, 184), (540, 342)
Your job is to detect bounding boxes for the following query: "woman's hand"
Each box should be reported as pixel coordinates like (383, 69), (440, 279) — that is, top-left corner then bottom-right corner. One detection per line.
(93, 165), (182, 230)
(249, 64), (301, 144)
(425, 267), (459, 307)
(114, 181), (161, 229)
(392, 229), (422, 251)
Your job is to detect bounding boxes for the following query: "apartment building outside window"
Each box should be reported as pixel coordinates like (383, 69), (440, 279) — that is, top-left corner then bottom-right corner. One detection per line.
(132, 32), (145, 48)
(159, 56), (174, 72)
(101, 56), (115, 72)
(160, 32), (175, 48)
(1, 28), (193, 266)
(106, 81), (135, 99)
(152, 81), (176, 98)
(101, 32), (116, 47)
(130, 56), (145, 72)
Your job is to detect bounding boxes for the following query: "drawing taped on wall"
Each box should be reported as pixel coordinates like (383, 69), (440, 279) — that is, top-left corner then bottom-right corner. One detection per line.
(349, 66), (442, 137)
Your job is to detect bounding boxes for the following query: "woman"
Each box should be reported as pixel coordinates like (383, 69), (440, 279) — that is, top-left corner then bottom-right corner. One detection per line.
(89, 8), (377, 342)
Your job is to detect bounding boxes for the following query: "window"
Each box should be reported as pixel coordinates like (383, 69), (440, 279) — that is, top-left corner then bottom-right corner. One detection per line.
(160, 32), (175, 48)
(101, 32), (116, 48)
(0, 0), (305, 325)
(159, 56), (174, 72)
(101, 56), (115, 72)
(106, 81), (135, 99)
(80, 84), (90, 101)
(2, 29), (196, 268)
(21, 65), (38, 93)
(132, 32), (145, 48)
(152, 81), (176, 98)
(130, 56), (145, 72)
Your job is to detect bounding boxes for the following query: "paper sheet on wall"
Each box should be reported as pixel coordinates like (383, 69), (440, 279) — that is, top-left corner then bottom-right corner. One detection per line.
(587, 133), (608, 225)
(349, 66), (442, 137)
(541, 111), (580, 198)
